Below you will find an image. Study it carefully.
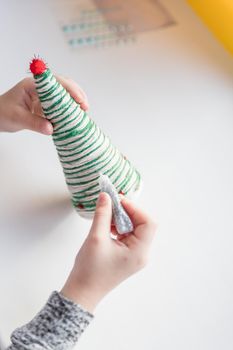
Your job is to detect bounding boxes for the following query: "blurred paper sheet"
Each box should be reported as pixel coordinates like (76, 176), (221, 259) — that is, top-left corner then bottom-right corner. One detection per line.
(50, 0), (175, 49)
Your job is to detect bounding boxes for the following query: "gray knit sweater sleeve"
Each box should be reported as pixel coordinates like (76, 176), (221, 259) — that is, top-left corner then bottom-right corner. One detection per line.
(6, 291), (94, 350)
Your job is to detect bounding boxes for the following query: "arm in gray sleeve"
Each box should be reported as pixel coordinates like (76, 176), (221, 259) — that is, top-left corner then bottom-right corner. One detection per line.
(6, 291), (94, 350)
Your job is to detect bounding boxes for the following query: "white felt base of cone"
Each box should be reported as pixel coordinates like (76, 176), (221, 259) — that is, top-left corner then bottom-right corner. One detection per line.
(76, 180), (143, 220)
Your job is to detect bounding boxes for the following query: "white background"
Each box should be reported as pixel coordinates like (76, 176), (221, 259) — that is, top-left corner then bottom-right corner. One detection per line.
(0, 0), (233, 349)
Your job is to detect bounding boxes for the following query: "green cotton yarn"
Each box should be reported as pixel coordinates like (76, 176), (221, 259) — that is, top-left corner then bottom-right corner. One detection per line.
(31, 61), (141, 217)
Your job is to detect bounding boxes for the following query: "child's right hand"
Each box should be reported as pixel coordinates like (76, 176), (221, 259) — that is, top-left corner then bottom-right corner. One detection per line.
(61, 193), (156, 312)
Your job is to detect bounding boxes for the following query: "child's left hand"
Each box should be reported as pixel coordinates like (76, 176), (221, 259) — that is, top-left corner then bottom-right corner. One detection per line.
(0, 77), (89, 135)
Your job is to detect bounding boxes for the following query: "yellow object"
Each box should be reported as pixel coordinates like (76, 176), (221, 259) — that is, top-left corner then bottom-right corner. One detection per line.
(187, 0), (233, 55)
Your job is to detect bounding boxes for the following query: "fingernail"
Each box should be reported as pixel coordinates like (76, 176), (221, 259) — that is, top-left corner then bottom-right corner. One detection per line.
(97, 192), (108, 206)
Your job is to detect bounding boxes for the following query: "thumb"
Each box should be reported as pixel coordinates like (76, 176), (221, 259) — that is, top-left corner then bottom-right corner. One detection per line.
(89, 192), (112, 238)
(21, 111), (53, 135)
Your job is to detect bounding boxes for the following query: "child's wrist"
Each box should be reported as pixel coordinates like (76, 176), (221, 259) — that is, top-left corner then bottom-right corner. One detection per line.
(60, 278), (104, 313)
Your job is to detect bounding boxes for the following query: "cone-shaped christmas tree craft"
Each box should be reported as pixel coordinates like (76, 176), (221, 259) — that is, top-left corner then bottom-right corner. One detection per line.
(29, 58), (141, 217)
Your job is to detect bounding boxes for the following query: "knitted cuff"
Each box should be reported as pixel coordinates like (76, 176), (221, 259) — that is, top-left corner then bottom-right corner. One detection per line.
(9, 291), (94, 350)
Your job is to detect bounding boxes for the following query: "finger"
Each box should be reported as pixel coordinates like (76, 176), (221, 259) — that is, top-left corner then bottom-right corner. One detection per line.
(117, 220), (155, 247)
(21, 111), (53, 135)
(89, 192), (112, 239)
(109, 223), (133, 249)
(22, 77), (39, 102)
(56, 76), (89, 111)
(110, 224), (129, 240)
(120, 197), (150, 226)
(120, 197), (157, 245)
(32, 100), (44, 116)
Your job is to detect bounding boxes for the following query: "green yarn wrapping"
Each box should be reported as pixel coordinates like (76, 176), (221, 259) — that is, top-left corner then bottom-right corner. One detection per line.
(33, 67), (141, 217)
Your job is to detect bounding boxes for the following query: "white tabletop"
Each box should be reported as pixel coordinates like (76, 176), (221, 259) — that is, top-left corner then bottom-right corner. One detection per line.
(0, 0), (233, 349)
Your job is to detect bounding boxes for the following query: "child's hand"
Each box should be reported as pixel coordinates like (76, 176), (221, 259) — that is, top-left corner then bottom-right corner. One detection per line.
(61, 193), (156, 312)
(0, 77), (89, 135)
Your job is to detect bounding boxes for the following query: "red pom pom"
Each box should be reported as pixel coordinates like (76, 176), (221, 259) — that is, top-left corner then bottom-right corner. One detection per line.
(29, 58), (47, 75)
